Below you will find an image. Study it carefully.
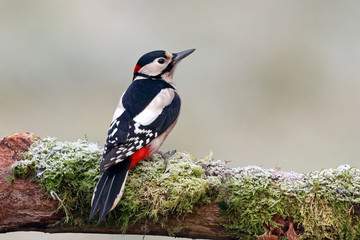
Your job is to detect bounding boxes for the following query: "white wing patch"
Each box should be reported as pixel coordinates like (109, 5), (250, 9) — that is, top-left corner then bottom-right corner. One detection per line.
(112, 93), (126, 122)
(134, 122), (153, 137)
(133, 88), (175, 126)
(109, 127), (118, 137)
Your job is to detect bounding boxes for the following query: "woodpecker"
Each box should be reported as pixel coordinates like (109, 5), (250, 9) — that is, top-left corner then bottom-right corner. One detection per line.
(90, 49), (195, 222)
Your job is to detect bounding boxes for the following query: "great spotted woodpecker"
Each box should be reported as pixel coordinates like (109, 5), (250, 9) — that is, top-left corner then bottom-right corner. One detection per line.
(90, 49), (195, 222)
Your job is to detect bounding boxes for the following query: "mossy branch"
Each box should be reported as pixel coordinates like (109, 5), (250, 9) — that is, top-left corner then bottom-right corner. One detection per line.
(1, 133), (360, 240)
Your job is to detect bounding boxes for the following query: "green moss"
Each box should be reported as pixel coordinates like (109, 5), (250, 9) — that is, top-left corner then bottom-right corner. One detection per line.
(218, 165), (360, 239)
(294, 166), (360, 239)
(11, 159), (37, 179)
(108, 152), (221, 228)
(218, 167), (291, 238)
(11, 137), (221, 232)
(11, 137), (360, 239)
(14, 137), (102, 223)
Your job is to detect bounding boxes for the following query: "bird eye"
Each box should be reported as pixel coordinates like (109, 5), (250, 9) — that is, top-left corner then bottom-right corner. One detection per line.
(158, 58), (165, 64)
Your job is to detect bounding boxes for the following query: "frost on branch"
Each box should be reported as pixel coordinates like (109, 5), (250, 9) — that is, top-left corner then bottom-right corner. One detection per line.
(2, 134), (360, 239)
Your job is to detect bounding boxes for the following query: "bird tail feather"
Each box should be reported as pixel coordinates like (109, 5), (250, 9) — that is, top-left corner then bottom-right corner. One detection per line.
(89, 159), (130, 223)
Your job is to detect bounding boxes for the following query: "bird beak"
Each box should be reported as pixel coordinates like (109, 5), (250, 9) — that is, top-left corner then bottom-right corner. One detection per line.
(172, 49), (196, 64)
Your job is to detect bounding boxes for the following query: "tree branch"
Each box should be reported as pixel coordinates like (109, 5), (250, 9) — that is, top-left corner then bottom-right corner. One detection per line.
(0, 133), (231, 239)
(1, 133), (359, 240)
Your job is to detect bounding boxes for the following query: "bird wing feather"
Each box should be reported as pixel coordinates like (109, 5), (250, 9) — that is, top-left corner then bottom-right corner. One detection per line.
(100, 80), (180, 172)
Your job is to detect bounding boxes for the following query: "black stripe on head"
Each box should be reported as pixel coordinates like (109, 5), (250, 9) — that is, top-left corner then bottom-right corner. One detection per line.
(159, 52), (177, 75)
(136, 50), (167, 68)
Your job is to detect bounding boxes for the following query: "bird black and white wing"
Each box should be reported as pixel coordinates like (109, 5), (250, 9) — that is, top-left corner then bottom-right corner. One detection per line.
(100, 79), (181, 172)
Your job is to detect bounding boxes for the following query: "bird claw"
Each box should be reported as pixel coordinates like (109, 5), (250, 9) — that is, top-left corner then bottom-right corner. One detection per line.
(158, 150), (176, 171)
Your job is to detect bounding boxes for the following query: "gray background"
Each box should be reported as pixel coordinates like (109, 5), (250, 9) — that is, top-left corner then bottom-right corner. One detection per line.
(1, 1), (360, 239)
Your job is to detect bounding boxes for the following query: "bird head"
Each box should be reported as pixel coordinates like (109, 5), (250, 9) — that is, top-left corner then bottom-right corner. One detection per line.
(133, 49), (195, 83)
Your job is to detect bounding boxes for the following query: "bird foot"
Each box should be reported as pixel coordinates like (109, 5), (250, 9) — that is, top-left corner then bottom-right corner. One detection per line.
(158, 150), (176, 170)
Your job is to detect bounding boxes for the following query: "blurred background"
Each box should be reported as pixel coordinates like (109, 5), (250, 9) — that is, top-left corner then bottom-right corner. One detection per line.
(1, 1), (360, 239)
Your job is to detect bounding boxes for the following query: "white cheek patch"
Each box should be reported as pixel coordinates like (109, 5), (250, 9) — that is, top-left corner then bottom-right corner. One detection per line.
(133, 88), (175, 126)
(140, 61), (166, 76)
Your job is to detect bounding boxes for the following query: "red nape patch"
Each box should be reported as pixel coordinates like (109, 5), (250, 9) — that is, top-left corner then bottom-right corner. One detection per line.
(133, 64), (142, 74)
(129, 147), (150, 169)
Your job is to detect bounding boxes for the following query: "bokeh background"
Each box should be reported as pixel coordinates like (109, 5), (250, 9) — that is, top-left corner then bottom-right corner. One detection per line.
(1, 1), (360, 239)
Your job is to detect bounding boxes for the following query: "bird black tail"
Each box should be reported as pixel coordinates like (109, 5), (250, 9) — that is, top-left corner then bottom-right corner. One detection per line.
(89, 159), (131, 223)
